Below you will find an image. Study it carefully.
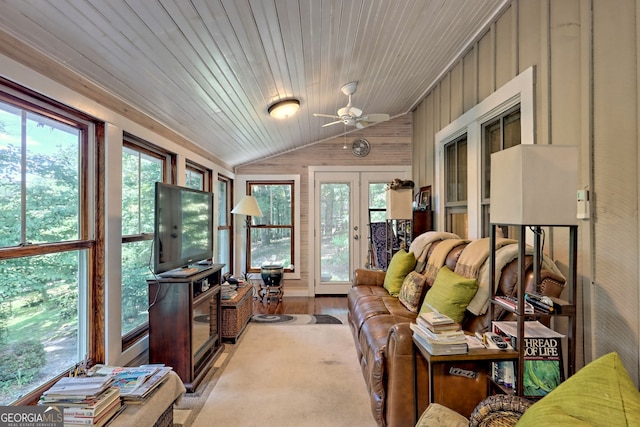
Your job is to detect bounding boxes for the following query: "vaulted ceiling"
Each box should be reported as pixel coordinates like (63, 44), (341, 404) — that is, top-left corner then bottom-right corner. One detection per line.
(0, 0), (507, 169)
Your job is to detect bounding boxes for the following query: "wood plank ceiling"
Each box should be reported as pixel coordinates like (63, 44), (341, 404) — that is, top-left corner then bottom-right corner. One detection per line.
(0, 0), (507, 168)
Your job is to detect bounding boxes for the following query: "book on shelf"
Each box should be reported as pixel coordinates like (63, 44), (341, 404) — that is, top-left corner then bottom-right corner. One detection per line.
(492, 320), (565, 398)
(494, 296), (534, 314)
(525, 292), (570, 314)
(410, 323), (468, 355)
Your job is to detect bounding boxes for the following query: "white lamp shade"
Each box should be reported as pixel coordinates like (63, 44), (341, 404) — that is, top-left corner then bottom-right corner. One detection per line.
(386, 188), (413, 219)
(490, 144), (578, 225)
(231, 195), (263, 217)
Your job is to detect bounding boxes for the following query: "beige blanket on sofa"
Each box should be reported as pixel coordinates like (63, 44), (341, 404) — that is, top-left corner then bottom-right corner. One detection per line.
(409, 231), (461, 273)
(467, 243), (565, 316)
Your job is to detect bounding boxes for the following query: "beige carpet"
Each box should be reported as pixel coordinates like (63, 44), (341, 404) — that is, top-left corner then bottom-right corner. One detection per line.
(181, 321), (375, 427)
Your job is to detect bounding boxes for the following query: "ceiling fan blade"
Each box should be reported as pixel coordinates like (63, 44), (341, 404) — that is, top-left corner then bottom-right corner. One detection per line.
(348, 106), (363, 118)
(321, 120), (342, 127)
(355, 121), (368, 129)
(313, 113), (340, 119)
(362, 113), (390, 122)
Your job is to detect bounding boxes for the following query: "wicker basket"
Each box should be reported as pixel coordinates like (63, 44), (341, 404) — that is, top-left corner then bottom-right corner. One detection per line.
(221, 284), (253, 342)
(468, 394), (532, 427)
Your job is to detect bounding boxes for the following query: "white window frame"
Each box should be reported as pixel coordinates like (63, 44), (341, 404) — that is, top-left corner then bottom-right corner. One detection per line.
(435, 66), (535, 239)
(234, 174), (301, 280)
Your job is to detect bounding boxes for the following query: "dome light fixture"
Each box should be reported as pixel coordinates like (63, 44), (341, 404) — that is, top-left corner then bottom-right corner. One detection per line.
(268, 99), (300, 119)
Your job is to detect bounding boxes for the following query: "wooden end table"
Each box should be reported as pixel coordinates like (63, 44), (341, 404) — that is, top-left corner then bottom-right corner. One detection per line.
(412, 335), (518, 421)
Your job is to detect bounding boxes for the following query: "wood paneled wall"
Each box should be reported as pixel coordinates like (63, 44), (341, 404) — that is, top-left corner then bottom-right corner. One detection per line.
(236, 114), (412, 293)
(412, 0), (640, 385)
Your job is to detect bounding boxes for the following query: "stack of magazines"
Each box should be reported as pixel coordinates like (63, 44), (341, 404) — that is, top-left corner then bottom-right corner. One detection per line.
(87, 364), (173, 404)
(410, 311), (468, 355)
(39, 376), (123, 426)
(221, 284), (238, 300)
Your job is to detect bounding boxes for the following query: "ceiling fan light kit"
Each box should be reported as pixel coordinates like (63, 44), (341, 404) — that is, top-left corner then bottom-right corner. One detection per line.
(268, 99), (300, 119)
(313, 81), (390, 129)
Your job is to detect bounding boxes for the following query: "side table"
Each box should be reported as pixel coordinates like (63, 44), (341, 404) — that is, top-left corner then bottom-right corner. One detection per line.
(258, 282), (284, 304)
(412, 335), (518, 421)
(221, 284), (253, 342)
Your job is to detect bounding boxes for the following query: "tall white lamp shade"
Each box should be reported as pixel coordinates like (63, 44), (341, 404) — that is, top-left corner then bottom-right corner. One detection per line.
(231, 195), (263, 217)
(490, 145), (578, 225)
(386, 188), (413, 220)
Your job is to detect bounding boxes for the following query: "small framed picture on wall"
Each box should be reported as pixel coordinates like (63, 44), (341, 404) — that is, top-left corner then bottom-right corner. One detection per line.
(417, 186), (431, 211)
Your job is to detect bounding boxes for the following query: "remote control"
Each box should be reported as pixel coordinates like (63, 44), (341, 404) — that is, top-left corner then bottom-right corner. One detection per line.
(491, 334), (508, 350)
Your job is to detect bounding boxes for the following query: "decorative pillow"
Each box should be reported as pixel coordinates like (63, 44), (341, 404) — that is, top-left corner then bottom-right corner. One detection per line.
(419, 266), (478, 323)
(383, 249), (416, 296)
(415, 403), (468, 427)
(398, 271), (427, 313)
(517, 352), (640, 427)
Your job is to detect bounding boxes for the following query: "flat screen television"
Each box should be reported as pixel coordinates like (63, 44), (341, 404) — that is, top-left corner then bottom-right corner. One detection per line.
(153, 182), (214, 276)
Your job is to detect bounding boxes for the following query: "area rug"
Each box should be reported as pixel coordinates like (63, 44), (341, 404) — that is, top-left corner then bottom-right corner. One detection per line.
(250, 313), (343, 324)
(175, 322), (375, 427)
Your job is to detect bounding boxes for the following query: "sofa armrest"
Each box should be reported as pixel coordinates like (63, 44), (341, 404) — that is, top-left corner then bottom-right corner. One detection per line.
(387, 322), (415, 356)
(353, 268), (386, 287)
(468, 394), (532, 427)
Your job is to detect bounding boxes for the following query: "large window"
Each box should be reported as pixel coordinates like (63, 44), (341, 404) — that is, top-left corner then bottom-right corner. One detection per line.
(481, 107), (521, 236)
(121, 134), (172, 344)
(246, 181), (294, 272)
(0, 85), (95, 405)
(444, 135), (469, 238)
(185, 160), (211, 191)
(218, 175), (233, 275)
(436, 67), (534, 239)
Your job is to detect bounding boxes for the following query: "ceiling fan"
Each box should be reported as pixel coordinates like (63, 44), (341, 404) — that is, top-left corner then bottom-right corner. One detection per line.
(313, 82), (390, 129)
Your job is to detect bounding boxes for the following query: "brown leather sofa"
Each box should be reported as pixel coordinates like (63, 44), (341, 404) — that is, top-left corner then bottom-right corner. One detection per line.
(347, 237), (566, 427)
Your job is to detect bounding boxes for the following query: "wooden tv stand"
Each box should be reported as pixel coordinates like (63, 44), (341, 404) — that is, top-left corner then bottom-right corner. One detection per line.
(148, 264), (225, 392)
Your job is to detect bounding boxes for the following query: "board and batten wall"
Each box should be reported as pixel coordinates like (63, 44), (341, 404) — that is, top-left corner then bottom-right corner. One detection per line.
(412, 0), (640, 385)
(235, 114), (412, 295)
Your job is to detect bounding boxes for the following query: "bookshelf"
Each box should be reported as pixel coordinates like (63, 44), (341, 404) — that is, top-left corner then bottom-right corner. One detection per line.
(488, 224), (578, 397)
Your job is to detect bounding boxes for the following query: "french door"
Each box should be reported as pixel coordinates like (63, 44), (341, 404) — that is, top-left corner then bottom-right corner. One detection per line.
(313, 169), (409, 295)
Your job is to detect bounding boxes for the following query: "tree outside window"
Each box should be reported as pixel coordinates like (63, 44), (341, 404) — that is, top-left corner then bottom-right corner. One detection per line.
(218, 175), (233, 275)
(121, 136), (171, 342)
(247, 182), (294, 272)
(0, 95), (93, 405)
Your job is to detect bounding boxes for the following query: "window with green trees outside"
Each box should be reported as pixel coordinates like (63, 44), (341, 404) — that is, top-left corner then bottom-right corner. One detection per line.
(0, 95), (93, 405)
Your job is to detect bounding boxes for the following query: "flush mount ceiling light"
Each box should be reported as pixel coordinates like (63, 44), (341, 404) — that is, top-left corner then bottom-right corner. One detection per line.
(268, 99), (300, 119)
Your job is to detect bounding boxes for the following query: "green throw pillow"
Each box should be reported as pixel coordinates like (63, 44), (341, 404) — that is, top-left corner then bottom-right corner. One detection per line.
(517, 352), (640, 427)
(419, 266), (478, 323)
(383, 249), (416, 296)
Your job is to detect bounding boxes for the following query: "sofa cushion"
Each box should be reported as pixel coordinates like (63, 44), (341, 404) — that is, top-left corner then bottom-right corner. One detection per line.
(517, 352), (640, 427)
(419, 266), (478, 323)
(398, 271), (428, 313)
(383, 249), (417, 296)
